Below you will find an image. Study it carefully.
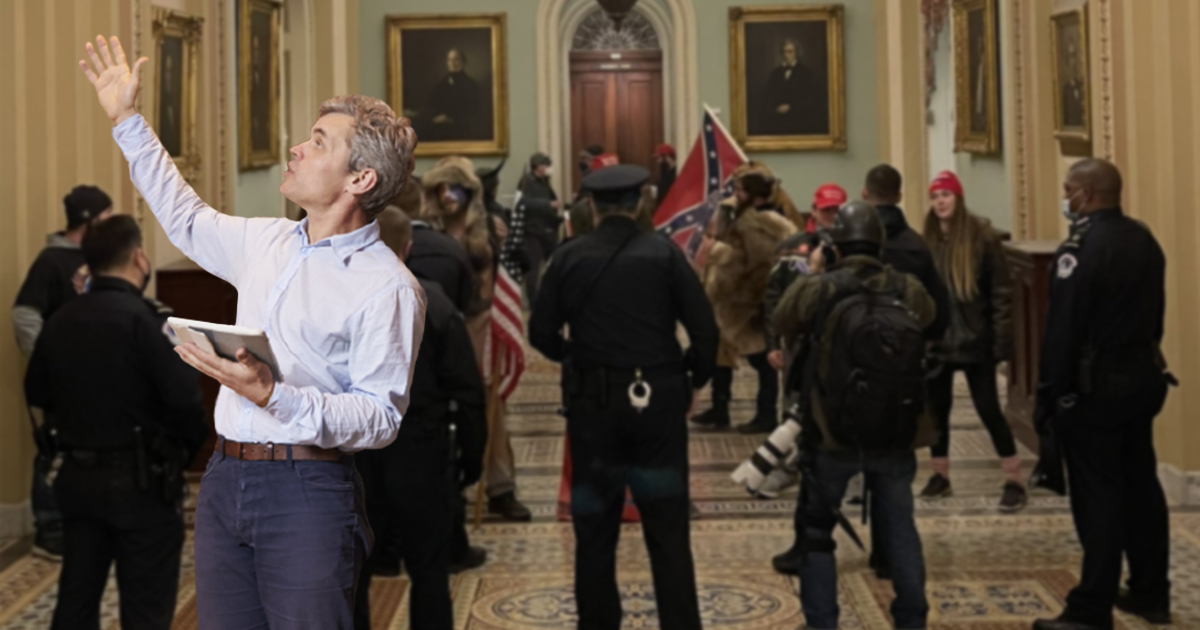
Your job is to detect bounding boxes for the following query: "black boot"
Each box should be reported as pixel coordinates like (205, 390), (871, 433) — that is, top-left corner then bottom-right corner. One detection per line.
(737, 414), (777, 434)
(691, 402), (731, 430)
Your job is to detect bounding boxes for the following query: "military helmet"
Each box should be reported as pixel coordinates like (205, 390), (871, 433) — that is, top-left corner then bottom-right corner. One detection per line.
(827, 200), (885, 247)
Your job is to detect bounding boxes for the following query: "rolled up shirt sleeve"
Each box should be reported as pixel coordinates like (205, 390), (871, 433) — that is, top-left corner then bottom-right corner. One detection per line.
(264, 284), (426, 451)
(113, 114), (276, 287)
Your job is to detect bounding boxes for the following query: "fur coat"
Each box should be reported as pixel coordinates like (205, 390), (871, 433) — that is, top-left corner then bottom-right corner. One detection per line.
(420, 156), (494, 317)
(703, 197), (798, 359)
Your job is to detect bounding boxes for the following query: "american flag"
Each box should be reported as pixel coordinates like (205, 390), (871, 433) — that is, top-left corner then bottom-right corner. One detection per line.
(486, 247), (526, 401)
(652, 106), (748, 262)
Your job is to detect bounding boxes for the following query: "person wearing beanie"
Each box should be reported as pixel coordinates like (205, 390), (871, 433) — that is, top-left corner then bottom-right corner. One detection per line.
(920, 170), (1025, 511)
(516, 152), (562, 304)
(12, 184), (113, 563)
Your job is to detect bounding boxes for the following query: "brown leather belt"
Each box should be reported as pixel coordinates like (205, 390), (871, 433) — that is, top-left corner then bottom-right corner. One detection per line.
(217, 438), (345, 462)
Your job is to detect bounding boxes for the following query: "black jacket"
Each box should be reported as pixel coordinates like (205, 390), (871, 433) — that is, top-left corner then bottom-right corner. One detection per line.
(517, 174), (561, 248)
(1038, 207), (1166, 406)
(406, 279), (488, 486)
(529, 215), (719, 388)
(876, 205), (951, 341)
(929, 224), (1014, 364)
(12, 233), (88, 356)
(407, 222), (476, 314)
(24, 277), (207, 458)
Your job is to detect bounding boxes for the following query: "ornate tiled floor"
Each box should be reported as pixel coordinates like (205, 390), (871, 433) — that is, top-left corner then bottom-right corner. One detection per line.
(2, 345), (1198, 629)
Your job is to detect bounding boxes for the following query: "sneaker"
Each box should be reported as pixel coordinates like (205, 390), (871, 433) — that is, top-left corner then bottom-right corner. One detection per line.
(690, 404), (731, 430)
(31, 541), (63, 563)
(449, 546), (487, 574)
(736, 414), (776, 434)
(919, 474), (952, 499)
(1116, 588), (1172, 625)
(998, 482), (1028, 513)
(488, 492), (532, 522)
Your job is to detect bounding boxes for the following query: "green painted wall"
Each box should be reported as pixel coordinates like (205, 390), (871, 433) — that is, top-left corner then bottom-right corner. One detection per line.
(357, 0), (884, 205)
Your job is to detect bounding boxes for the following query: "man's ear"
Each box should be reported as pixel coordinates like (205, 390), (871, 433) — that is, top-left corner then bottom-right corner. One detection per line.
(895, 191), (903, 204)
(348, 168), (379, 196)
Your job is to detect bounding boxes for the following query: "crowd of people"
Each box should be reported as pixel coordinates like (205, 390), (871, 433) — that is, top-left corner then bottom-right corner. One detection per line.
(11, 35), (1174, 630)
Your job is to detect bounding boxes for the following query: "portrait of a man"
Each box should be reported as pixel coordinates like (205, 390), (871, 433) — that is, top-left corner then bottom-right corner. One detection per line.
(953, 0), (1000, 154)
(729, 6), (845, 151)
(967, 8), (988, 134)
(752, 36), (829, 137)
(238, 0), (280, 170)
(249, 13), (273, 153)
(388, 14), (508, 156)
(158, 35), (184, 157)
(153, 8), (201, 179)
(1054, 10), (1089, 133)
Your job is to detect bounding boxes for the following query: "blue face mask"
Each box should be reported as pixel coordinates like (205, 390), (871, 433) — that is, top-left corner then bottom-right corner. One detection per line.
(1062, 191), (1081, 222)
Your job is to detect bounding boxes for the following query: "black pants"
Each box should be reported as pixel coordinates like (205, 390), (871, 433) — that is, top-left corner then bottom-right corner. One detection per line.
(1055, 370), (1171, 629)
(566, 372), (701, 630)
(523, 232), (555, 305)
(355, 429), (453, 630)
(710, 351), (778, 419)
(928, 361), (1017, 459)
(52, 461), (183, 630)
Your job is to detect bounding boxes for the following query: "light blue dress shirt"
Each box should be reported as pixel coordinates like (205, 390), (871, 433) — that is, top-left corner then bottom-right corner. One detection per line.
(114, 114), (425, 451)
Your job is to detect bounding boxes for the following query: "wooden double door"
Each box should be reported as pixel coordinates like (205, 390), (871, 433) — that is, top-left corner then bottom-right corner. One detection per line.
(569, 50), (664, 193)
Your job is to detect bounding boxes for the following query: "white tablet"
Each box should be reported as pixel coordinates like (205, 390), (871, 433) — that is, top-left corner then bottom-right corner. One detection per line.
(167, 317), (284, 382)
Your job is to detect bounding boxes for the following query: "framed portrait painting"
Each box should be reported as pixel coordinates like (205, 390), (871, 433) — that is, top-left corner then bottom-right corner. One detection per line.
(238, 0), (281, 170)
(152, 8), (202, 181)
(728, 5), (846, 152)
(953, 0), (1001, 154)
(1051, 5), (1090, 143)
(386, 13), (509, 157)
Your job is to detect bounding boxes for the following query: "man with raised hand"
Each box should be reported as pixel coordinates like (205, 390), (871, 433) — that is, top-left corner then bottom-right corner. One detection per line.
(78, 35), (425, 628)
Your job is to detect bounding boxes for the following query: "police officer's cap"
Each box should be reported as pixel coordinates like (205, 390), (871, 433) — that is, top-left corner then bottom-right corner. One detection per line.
(582, 164), (650, 207)
(828, 200), (885, 247)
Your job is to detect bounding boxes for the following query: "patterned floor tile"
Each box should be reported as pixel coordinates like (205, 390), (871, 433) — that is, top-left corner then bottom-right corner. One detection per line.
(4, 344), (1196, 630)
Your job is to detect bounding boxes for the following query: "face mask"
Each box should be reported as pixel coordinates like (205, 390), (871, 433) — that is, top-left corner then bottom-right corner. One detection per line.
(1061, 191), (1081, 222)
(137, 253), (153, 293)
(543, 166), (553, 177)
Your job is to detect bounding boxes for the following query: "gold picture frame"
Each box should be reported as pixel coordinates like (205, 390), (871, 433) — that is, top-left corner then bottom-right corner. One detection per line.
(728, 5), (846, 152)
(238, 0), (281, 171)
(152, 8), (203, 182)
(386, 13), (509, 157)
(1051, 4), (1091, 144)
(953, 0), (1001, 154)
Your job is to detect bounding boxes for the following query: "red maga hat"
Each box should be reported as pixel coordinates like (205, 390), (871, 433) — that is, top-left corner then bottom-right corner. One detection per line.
(653, 143), (676, 158)
(589, 153), (621, 172)
(812, 183), (848, 209)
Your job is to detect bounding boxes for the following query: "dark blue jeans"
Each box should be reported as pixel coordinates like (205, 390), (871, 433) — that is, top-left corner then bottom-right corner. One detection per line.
(798, 450), (928, 630)
(194, 447), (371, 629)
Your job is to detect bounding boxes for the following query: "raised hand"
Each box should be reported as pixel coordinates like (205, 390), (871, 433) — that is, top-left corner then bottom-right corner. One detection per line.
(79, 35), (147, 125)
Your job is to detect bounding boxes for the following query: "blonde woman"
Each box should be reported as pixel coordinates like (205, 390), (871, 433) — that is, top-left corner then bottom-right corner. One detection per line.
(921, 171), (1026, 511)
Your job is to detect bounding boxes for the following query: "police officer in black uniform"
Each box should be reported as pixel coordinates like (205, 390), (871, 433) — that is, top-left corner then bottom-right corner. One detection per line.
(529, 165), (718, 630)
(356, 211), (487, 630)
(24, 215), (207, 630)
(1032, 159), (1172, 630)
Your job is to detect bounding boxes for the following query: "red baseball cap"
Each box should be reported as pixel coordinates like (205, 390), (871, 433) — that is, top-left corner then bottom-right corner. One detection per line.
(653, 143), (676, 158)
(590, 153), (621, 172)
(812, 183), (848, 209)
(929, 170), (964, 198)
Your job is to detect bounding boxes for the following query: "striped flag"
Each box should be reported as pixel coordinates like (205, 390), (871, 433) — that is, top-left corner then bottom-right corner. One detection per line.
(486, 261), (525, 401)
(652, 105), (748, 262)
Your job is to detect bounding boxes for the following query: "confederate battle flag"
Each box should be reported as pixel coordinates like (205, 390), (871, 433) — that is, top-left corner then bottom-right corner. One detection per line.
(653, 105), (749, 264)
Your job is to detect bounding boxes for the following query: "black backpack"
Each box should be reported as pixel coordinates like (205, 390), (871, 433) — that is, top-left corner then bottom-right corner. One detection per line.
(806, 267), (927, 452)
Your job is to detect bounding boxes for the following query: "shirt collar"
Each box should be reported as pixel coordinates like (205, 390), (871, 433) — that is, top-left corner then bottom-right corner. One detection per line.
(90, 275), (142, 295)
(294, 218), (382, 264)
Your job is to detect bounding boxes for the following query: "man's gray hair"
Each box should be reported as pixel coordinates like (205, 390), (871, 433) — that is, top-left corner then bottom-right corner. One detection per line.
(317, 95), (418, 217)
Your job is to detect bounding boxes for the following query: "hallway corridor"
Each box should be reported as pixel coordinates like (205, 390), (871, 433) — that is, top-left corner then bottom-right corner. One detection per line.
(1, 344), (1198, 630)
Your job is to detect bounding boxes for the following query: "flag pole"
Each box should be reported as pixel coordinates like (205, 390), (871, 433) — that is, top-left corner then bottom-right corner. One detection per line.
(474, 361), (503, 530)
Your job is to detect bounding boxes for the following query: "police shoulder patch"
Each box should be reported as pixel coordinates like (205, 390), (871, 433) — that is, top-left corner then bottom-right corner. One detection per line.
(1057, 253), (1079, 279)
